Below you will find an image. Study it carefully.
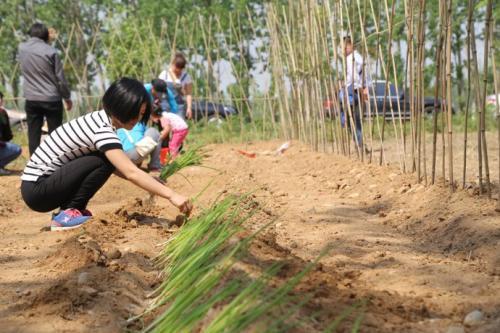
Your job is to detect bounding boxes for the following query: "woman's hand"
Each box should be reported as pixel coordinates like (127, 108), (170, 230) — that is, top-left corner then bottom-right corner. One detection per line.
(170, 193), (193, 216)
(105, 148), (193, 215)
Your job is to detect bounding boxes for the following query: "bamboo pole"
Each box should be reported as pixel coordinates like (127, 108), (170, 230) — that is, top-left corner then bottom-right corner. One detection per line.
(445, 0), (454, 190)
(431, 2), (445, 185)
(493, 48), (500, 210)
(462, 0), (474, 188)
(480, 0), (493, 198)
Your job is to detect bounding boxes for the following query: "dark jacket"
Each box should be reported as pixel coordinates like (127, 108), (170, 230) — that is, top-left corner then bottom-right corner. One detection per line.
(0, 108), (13, 142)
(18, 37), (71, 102)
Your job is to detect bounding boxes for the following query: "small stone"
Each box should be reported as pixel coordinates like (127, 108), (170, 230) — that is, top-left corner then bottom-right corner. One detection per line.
(398, 186), (409, 194)
(77, 272), (91, 285)
(109, 260), (121, 272)
(348, 193), (360, 199)
(446, 325), (465, 333)
(79, 286), (98, 297)
(129, 219), (138, 228)
(22, 290), (31, 296)
(463, 310), (483, 326)
(107, 248), (121, 260)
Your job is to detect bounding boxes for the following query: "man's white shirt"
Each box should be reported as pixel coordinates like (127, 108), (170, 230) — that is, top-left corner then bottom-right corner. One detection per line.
(345, 50), (371, 90)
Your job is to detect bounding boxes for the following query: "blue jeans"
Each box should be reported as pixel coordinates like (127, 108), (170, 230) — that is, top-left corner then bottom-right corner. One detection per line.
(0, 142), (22, 168)
(341, 110), (363, 148)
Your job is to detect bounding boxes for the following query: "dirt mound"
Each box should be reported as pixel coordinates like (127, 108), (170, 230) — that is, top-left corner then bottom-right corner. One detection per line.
(0, 140), (499, 332)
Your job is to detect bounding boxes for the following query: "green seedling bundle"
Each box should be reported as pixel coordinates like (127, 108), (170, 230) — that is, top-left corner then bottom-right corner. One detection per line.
(141, 195), (361, 332)
(160, 146), (203, 181)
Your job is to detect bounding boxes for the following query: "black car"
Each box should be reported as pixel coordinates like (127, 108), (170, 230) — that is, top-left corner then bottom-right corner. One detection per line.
(324, 81), (453, 119)
(366, 81), (453, 119)
(191, 100), (238, 122)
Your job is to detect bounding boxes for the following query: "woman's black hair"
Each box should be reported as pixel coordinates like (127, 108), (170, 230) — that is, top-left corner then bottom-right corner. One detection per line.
(0, 91), (3, 99)
(29, 23), (49, 42)
(102, 77), (151, 125)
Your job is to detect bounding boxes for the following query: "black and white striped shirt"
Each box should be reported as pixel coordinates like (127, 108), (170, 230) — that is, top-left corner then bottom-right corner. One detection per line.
(21, 110), (122, 182)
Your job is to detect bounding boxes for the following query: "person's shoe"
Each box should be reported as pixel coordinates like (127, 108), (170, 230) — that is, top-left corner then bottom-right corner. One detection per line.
(0, 168), (11, 176)
(51, 209), (91, 231)
(81, 209), (93, 217)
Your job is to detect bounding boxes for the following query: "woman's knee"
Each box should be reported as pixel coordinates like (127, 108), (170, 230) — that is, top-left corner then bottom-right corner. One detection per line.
(144, 127), (160, 141)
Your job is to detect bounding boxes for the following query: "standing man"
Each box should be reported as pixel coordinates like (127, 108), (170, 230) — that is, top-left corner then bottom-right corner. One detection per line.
(18, 23), (72, 155)
(342, 36), (371, 152)
(159, 52), (193, 120)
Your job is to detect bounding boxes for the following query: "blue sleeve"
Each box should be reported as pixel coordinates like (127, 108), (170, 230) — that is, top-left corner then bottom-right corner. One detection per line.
(167, 88), (178, 113)
(116, 129), (132, 151)
(144, 84), (154, 102)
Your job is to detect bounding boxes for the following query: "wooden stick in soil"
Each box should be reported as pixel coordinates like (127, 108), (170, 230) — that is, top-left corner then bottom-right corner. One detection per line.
(491, 24), (500, 210)
(479, 0), (493, 198)
(379, 0), (401, 167)
(416, 0), (426, 183)
(462, 0), (474, 188)
(469, 9), (483, 192)
(431, 3), (445, 185)
(445, 0), (454, 190)
(367, 0), (388, 164)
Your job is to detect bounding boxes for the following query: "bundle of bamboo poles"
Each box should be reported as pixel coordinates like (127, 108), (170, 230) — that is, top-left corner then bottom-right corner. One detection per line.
(1, 0), (498, 197)
(265, 0), (498, 196)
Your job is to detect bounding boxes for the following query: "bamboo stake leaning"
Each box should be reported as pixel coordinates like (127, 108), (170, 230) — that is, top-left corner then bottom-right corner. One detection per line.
(462, 0), (474, 188)
(480, 0), (493, 198)
(469, 6), (483, 192)
(431, 2), (445, 185)
(445, 0), (454, 190)
(492, 39), (500, 210)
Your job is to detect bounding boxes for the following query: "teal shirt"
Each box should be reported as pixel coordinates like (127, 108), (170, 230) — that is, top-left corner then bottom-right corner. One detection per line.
(117, 122), (147, 152)
(144, 83), (178, 114)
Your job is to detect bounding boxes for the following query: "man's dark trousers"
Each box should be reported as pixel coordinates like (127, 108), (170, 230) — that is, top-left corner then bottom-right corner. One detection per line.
(25, 100), (63, 155)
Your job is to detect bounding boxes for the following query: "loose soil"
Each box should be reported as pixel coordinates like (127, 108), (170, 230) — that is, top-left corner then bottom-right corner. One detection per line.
(0, 140), (499, 332)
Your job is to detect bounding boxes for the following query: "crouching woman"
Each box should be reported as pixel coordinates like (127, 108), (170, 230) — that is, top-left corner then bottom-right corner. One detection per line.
(20, 77), (192, 231)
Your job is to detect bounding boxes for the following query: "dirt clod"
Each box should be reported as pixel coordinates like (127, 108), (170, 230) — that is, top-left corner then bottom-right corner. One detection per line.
(107, 248), (122, 260)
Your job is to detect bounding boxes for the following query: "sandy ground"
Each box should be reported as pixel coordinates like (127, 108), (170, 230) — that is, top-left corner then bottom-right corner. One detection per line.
(0, 140), (499, 333)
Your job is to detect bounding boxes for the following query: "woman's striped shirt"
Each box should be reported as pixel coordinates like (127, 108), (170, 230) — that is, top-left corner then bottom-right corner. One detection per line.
(21, 110), (122, 182)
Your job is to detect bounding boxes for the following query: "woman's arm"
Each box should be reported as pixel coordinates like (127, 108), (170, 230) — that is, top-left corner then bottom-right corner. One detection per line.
(104, 148), (192, 214)
(184, 83), (193, 119)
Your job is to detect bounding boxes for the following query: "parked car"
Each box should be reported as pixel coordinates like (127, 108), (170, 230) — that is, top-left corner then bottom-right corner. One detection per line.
(191, 100), (238, 123)
(324, 80), (453, 120)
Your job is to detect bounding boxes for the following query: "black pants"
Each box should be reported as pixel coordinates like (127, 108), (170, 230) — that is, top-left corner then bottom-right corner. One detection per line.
(25, 100), (63, 155)
(21, 153), (115, 212)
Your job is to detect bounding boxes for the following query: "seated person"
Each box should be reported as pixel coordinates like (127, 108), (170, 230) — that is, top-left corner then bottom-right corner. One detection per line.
(151, 108), (188, 159)
(144, 79), (178, 114)
(0, 91), (22, 175)
(117, 121), (162, 171)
